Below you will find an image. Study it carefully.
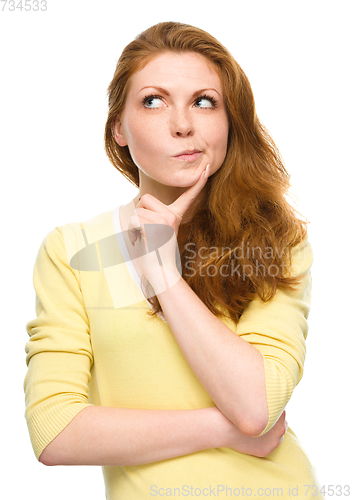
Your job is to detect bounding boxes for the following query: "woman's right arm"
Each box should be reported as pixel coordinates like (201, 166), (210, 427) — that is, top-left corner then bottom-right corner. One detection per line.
(39, 405), (287, 466)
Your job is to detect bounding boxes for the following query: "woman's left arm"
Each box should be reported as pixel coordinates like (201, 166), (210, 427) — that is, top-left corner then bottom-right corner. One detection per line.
(155, 235), (312, 438)
(156, 271), (268, 436)
(130, 167), (312, 438)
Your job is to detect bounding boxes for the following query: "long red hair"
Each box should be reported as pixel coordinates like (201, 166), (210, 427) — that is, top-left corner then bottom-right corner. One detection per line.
(104, 21), (308, 324)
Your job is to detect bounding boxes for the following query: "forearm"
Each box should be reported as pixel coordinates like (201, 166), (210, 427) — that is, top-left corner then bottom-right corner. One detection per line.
(39, 405), (224, 467)
(154, 272), (268, 436)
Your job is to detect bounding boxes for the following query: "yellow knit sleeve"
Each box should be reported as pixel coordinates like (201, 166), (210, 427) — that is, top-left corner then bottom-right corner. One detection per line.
(24, 226), (94, 461)
(235, 234), (313, 436)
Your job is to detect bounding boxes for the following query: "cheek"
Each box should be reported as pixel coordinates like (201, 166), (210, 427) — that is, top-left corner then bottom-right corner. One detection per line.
(124, 124), (155, 165)
(126, 113), (165, 157)
(207, 119), (229, 154)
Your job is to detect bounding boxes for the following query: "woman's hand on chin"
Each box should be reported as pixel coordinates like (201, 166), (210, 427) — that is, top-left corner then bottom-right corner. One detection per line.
(127, 163), (210, 292)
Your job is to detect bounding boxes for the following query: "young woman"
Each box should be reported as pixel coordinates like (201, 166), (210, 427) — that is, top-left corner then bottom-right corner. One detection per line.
(24, 21), (324, 500)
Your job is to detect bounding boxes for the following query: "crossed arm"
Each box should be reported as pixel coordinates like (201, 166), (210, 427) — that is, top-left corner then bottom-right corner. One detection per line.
(26, 227), (311, 466)
(38, 276), (269, 467)
(37, 276), (274, 467)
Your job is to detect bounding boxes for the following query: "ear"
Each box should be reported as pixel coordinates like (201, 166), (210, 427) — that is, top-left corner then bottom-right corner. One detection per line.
(113, 116), (128, 147)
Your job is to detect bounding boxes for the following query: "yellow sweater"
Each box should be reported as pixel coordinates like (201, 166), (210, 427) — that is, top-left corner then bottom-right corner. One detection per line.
(24, 205), (324, 500)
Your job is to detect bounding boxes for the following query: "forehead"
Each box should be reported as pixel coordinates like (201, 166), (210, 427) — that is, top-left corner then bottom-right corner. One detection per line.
(129, 52), (222, 92)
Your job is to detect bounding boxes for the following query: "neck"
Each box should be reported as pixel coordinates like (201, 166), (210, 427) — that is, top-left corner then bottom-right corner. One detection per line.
(131, 174), (206, 224)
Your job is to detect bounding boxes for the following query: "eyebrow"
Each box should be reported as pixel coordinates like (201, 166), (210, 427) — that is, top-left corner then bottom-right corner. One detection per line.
(138, 86), (221, 97)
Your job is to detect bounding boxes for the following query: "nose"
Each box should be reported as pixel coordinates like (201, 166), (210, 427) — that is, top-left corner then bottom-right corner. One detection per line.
(170, 108), (194, 138)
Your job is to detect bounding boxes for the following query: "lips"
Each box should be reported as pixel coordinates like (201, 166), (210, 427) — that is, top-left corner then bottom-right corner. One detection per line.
(173, 150), (202, 162)
(175, 149), (201, 156)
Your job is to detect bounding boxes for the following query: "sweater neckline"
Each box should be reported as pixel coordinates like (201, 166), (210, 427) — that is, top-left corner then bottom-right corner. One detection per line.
(113, 204), (167, 323)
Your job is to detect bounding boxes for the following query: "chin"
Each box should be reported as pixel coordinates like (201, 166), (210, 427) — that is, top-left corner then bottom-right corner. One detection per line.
(167, 179), (198, 189)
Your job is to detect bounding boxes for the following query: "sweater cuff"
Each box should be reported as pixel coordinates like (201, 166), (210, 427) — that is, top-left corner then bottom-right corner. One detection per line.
(26, 394), (94, 461)
(257, 357), (295, 436)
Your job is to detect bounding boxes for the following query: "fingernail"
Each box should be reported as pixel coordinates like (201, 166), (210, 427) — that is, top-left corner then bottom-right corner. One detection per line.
(204, 164), (210, 179)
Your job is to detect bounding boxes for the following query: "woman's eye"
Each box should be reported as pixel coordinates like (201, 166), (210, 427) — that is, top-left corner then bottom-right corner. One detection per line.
(143, 95), (165, 108)
(194, 96), (217, 108)
(142, 94), (217, 109)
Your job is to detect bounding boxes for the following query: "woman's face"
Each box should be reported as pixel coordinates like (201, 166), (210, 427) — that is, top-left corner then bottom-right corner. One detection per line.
(114, 51), (229, 199)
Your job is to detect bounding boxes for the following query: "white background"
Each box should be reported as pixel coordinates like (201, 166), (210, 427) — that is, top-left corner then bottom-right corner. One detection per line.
(1, 0), (350, 498)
